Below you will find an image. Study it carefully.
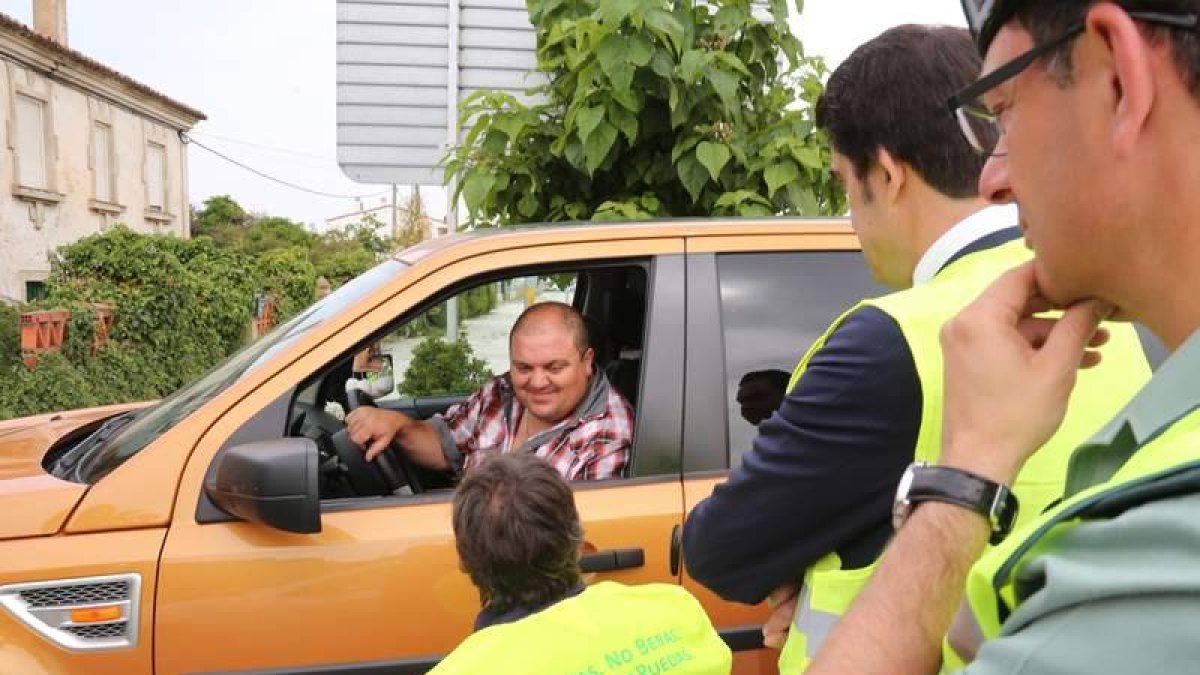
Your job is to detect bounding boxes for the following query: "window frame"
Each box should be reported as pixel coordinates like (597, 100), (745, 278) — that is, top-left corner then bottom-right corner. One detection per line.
(144, 141), (168, 213)
(688, 249), (887, 473)
(195, 254), (681, 524)
(12, 90), (50, 191)
(91, 121), (117, 205)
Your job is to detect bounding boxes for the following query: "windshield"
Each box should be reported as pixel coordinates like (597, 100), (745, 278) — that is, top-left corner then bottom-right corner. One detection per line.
(71, 259), (409, 484)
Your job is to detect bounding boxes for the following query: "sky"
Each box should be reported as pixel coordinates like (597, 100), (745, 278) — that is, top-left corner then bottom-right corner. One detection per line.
(0, 1), (965, 230)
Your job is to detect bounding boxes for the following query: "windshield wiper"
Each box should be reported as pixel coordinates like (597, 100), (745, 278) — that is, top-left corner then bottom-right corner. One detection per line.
(51, 412), (138, 481)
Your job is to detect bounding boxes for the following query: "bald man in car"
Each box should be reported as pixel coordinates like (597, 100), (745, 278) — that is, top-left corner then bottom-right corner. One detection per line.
(346, 302), (634, 481)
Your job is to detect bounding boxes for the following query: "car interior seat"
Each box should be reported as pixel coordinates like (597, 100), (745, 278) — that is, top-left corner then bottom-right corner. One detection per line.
(604, 286), (645, 410)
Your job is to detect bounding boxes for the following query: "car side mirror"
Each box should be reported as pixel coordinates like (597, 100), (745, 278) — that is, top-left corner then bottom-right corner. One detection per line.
(204, 438), (321, 534)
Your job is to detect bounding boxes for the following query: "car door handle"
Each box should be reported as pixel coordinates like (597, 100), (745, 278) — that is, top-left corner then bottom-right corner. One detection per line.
(670, 524), (682, 577)
(579, 548), (645, 573)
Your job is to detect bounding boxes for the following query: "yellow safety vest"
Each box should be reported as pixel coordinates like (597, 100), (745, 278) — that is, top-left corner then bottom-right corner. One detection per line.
(430, 581), (732, 675)
(946, 407), (1200, 668)
(778, 240), (1151, 673)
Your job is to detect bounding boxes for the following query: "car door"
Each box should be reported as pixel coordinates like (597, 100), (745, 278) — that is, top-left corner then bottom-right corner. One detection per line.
(680, 238), (886, 673)
(153, 240), (688, 674)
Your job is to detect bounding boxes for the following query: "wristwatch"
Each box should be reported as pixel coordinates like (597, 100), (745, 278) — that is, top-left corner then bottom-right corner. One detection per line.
(892, 462), (1019, 545)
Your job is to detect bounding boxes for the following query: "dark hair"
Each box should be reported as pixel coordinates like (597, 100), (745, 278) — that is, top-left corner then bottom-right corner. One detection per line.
(999, 1), (1200, 97)
(816, 24), (986, 199)
(738, 369), (791, 391)
(452, 454), (583, 614)
(510, 301), (589, 354)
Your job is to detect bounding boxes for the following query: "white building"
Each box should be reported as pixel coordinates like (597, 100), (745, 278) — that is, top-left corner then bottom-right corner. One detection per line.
(324, 193), (449, 239)
(0, 1), (204, 304)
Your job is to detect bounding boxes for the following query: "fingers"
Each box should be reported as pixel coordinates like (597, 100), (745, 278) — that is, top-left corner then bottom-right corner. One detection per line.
(762, 584), (800, 650)
(974, 262), (1041, 321)
(365, 437), (390, 462)
(1016, 319), (1111, 349)
(766, 583), (800, 608)
(1039, 299), (1111, 368)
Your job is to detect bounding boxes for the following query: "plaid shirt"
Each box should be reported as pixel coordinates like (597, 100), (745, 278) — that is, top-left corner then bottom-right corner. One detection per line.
(428, 371), (633, 481)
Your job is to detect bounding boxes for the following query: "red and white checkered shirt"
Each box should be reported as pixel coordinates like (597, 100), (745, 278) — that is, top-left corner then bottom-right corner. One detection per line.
(430, 372), (633, 481)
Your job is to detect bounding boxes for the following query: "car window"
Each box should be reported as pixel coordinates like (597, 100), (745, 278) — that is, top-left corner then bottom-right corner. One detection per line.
(717, 252), (884, 465)
(72, 259), (409, 485)
(303, 264), (649, 502)
(368, 274), (579, 403)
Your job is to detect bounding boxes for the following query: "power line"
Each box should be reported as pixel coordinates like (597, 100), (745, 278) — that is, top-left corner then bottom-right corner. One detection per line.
(186, 135), (388, 200)
(189, 130), (337, 163)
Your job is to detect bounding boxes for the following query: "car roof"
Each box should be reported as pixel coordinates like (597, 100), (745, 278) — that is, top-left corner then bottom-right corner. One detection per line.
(395, 217), (854, 265)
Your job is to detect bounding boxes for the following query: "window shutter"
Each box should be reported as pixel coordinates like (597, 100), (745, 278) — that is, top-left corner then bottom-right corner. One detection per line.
(15, 95), (47, 189)
(93, 124), (113, 202)
(146, 143), (165, 209)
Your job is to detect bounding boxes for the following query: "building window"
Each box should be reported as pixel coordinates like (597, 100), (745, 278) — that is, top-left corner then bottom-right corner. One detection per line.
(15, 94), (49, 190)
(146, 142), (166, 211)
(93, 122), (115, 203)
(25, 280), (48, 303)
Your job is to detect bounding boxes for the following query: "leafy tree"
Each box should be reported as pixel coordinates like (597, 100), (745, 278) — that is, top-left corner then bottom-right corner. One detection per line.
(242, 216), (316, 257)
(44, 226), (260, 386)
(444, 0), (843, 225)
(348, 217), (394, 255)
(311, 222), (385, 286)
(400, 337), (493, 396)
(257, 247), (318, 318)
(191, 194), (250, 244)
(397, 186), (432, 250)
(0, 303), (18, 370)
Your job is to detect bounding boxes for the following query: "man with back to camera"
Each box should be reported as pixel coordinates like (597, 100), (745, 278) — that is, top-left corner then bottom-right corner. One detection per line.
(346, 301), (634, 481)
(680, 23), (1151, 673)
(806, 1), (1200, 673)
(429, 453), (732, 674)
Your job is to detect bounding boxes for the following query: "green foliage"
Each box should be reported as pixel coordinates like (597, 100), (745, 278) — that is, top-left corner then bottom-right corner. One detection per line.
(191, 194), (250, 245)
(401, 285), (500, 339)
(0, 304), (18, 370)
(192, 194), (391, 289)
(458, 284), (498, 320)
(400, 337), (493, 397)
(257, 247), (318, 319)
(0, 353), (101, 420)
(310, 218), (392, 286)
(0, 342), (175, 421)
(445, 0), (845, 226)
(242, 216), (317, 257)
(40, 226), (259, 390)
(397, 186), (432, 250)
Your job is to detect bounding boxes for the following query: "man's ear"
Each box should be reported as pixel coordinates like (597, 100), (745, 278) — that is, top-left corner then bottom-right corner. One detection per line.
(582, 347), (595, 374)
(876, 148), (907, 204)
(1086, 4), (1155, 157)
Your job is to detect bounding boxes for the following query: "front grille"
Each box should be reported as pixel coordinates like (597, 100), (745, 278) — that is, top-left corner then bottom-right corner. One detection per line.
(63, 622), (127, 640)
(19, 581), (129, 608)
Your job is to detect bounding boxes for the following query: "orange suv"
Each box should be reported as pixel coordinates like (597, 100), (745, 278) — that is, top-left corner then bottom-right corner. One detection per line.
(0, 219), (882, 674)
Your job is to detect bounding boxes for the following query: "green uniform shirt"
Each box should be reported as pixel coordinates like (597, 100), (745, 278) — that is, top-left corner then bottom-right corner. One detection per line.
(959, 328), (1200, 674)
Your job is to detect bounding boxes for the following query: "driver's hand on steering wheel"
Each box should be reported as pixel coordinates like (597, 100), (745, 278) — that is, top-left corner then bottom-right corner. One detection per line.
(346, 408), (410, 462)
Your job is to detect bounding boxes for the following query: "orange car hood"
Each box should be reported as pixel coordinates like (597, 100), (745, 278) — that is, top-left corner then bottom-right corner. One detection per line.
(0, 405), (142, 540)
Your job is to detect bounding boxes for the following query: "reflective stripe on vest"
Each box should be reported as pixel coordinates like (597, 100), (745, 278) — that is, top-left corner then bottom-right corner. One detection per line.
(778, 241), (1151, 674)
(429, 581), (732, 675)
(948, 407), (1200, 668)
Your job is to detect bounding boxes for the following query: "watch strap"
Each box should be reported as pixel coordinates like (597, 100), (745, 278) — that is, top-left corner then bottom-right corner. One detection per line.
(907, 465), (1018, 544)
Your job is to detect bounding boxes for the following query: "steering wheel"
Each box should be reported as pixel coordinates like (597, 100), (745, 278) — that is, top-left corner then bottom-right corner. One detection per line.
(344, 388), (425, 494)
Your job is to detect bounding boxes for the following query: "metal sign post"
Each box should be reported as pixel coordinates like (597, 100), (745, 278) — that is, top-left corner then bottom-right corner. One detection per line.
(444, 0), (460, 342)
